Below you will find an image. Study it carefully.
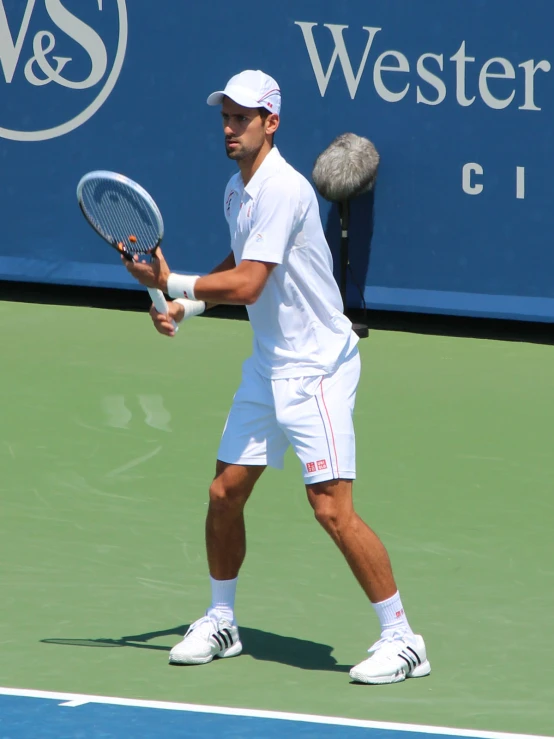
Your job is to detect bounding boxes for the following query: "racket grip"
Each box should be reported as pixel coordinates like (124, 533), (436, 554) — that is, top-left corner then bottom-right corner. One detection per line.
(148, 287), (179, 333)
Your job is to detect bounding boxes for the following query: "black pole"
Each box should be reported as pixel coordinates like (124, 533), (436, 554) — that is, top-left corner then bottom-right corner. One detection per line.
(339, 200), (349, 307)
(338, 200), (369, 339)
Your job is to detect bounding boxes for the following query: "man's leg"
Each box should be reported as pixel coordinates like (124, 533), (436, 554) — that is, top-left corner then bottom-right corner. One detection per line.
(169, 461), (265, 666)
(273, 348), (430, 684)
(169, 356), (287, 667)
(306, 478), (430, 684)
(305, 478), (396, 604)
(206, 461), (266, 615)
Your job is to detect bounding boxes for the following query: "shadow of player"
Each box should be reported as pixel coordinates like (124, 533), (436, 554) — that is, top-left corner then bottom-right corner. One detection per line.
(41, 624), (352, 673)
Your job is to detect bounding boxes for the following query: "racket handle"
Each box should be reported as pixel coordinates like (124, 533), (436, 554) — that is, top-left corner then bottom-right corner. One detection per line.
(148, 287), (179, 333)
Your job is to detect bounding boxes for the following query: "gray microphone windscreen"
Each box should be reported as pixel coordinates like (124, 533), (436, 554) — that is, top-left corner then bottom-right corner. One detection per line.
(312, 133), (380, 203)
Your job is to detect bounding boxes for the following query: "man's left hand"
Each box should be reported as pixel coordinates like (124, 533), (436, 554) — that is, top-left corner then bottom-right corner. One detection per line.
(123, 247), (170, 292)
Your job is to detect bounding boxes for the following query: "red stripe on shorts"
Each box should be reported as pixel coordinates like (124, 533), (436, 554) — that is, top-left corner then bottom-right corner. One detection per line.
(320, 378), (340, 477)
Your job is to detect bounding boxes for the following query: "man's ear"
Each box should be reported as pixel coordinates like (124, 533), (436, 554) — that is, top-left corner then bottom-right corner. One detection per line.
(266, 113), (280, 135)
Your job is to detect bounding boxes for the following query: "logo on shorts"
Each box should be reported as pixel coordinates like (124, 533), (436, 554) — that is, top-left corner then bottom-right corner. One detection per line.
(307, 460), (327, 473)
(0, 0), (128, 142)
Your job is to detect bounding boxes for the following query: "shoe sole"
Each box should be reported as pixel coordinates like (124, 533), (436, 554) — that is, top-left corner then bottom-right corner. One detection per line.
(350, 659), (431, 685)
(169, 640), (243, 666)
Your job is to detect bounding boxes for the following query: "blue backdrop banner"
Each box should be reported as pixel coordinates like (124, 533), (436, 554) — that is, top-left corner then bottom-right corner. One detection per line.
(0, 0), (552, 321)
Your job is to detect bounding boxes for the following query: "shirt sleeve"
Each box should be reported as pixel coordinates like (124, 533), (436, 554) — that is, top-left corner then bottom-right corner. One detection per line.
(241, 176), (300, 265)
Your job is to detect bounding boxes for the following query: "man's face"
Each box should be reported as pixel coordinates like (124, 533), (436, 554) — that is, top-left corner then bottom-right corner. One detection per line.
(221, 97), (269, 161)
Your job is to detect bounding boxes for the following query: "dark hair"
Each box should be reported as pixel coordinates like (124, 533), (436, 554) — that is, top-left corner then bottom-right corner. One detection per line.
(257, 107), (275, 145)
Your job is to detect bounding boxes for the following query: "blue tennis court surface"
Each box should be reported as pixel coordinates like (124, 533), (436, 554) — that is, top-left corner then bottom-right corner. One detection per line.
(0, 689), (549, 739)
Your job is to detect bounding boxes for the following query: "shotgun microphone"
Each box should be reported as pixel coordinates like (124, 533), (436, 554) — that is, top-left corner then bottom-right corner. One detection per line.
(312, 132), (379, 203)
(312, 133), (380, 339)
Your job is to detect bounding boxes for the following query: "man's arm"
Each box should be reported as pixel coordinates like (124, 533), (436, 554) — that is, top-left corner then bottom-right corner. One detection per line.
(193, 259), (276, 306)
(124, 249), (275, 307)
(203, 251), (237, 310)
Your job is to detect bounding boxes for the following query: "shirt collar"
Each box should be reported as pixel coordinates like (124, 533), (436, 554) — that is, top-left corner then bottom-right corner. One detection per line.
(243, 147), (282, 199)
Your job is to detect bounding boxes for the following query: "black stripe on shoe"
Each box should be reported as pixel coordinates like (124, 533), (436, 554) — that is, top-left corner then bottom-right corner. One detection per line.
(406, 646), (421, 665)
(398, 653), (413, 670)
(212, 633), (225, 650)
(222, 628), (233, 646)
(218, 630), (230, 649)
(399, 651), (417, 669)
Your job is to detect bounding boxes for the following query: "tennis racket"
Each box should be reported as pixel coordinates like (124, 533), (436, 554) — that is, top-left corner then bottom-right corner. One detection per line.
(76, 170), (177, 331)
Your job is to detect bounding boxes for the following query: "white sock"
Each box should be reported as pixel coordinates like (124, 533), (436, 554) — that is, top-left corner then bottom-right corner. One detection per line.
(207, 576), (238, 625)
(372, 591), (414, 637)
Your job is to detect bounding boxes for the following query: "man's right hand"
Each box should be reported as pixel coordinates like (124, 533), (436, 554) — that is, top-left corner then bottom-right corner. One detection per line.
(149, 301), (184, 337)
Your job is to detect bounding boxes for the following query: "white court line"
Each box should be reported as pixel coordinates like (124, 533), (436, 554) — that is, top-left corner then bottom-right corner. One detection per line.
(0, 687), (552, 739)
(0, 688), (552, 739)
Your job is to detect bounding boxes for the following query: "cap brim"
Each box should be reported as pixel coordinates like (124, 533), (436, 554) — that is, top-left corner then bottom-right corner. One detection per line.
(206, 91), (225, 106)
(206, 85), (260, 108)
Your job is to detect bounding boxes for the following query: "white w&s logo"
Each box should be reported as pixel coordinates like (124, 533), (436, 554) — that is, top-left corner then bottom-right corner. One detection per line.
(0, 0), (127, 141)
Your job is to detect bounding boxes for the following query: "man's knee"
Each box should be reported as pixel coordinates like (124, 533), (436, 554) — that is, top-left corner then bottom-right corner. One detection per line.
(312, 497), (340, 534)
(307, 479), (354, 535)
(208, 463), (261, 515)
(209, 478), (246, 513)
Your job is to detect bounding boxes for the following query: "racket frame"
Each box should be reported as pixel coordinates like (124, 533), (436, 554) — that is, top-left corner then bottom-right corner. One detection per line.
(76, 170), (177, 330)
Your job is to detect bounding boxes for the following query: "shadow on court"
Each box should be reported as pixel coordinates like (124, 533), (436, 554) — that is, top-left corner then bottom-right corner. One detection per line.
(41, 626), (351, 673)
(3, 278), (554, 345)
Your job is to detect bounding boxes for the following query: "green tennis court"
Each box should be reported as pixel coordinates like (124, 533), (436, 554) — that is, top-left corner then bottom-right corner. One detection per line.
(1, 299), (552, 736)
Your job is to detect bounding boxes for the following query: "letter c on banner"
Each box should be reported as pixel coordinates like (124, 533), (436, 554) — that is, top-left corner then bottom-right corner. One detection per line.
(462, 163), (484, 195)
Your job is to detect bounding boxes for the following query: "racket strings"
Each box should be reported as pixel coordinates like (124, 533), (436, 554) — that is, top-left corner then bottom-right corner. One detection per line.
(80, 179), (162, 255)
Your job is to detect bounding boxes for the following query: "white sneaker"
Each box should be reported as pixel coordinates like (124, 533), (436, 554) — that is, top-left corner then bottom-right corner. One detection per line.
(349, 632), (431, 685)
(169, 614), (242, 665)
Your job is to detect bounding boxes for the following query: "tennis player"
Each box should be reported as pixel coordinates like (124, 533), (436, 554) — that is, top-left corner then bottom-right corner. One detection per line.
(124, 69), (430, 685)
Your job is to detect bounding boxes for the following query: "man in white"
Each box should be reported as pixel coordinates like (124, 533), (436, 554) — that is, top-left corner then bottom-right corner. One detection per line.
(124, 69), (430, 684)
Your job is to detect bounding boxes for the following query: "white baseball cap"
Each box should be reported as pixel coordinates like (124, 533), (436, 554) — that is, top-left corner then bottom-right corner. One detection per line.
(207, 70), (281, 115)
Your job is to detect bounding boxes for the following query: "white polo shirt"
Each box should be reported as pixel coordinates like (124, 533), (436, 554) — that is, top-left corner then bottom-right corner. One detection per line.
(224, 147), (358, 379)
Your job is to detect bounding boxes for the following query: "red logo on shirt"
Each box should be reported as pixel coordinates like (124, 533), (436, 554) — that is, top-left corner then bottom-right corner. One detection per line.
(306, 462), (316, 473)
(317, 460), (327, 470)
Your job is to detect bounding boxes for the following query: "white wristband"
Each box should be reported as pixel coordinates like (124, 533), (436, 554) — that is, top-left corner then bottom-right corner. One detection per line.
(167, 273), (200, 301)
(174, 298), (206, 321)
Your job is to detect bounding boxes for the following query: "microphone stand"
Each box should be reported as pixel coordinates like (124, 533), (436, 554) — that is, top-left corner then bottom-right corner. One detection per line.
(338, 200), (369, 339)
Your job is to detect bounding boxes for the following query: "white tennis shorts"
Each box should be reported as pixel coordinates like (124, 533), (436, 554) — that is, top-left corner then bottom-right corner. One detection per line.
(217, 348), (360, 484)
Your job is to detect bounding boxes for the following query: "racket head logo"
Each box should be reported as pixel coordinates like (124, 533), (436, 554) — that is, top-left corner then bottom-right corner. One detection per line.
(92, 180), (155, 228)
(0, 0), (128, 142)
(77, 171), (164, 255)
